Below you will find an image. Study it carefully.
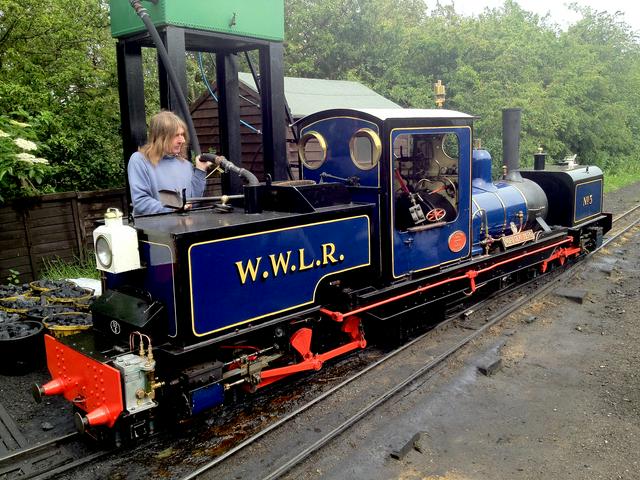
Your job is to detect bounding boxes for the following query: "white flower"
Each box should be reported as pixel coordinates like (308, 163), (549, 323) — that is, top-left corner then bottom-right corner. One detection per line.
(0, 130), (9, 137)
(15, 152), (48, 164)
(16, 152), (36, 161)
(14, 138), (38, 151)
(9, 120), (30, 128)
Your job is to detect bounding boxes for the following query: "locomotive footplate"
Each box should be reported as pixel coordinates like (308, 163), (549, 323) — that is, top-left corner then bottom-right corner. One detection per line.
(339, 229), (580, 326)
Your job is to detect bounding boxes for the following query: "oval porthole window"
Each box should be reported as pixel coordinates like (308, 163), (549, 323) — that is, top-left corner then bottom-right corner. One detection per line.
(299, 131), (327, 169)
(350, 128), (381, 170)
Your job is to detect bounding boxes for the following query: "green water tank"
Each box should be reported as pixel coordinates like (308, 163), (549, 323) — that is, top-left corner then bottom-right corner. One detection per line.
(109, 0), (284, 41)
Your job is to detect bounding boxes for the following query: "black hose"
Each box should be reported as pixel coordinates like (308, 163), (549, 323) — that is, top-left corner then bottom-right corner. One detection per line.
(244, 51), (261, 96)
(129, 0), (201, 156)
(201, 154), (259, 186)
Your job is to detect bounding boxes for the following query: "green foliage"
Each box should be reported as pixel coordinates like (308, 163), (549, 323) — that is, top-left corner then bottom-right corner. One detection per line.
(6, 269), (20, 285)
(0, 115), (54, 201)
(285, 0), (432, 105)
(284, 0), (640, 187)
(40, 255), (98, 281)
(604, 163), (640, 193)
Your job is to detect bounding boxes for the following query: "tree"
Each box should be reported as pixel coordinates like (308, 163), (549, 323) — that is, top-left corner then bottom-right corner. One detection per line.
(0, 0), (123, 202)
(285, 0), (640, 179)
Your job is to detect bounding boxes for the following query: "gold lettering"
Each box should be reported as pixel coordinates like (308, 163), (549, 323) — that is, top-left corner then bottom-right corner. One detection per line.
(269, 251), (291, 276)
(298, 248), (314, 271)
(235, 257), (262, 284)
(583, 194), (593, 206)
(322, 243), (338, 265)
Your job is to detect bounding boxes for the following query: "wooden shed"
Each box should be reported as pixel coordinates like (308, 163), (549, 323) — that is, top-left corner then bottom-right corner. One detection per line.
(190, 73), (400, 193)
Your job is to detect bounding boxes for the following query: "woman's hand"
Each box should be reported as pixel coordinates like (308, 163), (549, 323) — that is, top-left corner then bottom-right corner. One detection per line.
(195, 154), (213, 172)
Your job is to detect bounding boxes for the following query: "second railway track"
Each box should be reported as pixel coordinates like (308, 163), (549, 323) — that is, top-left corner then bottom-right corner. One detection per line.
(0, 431), (113, 480)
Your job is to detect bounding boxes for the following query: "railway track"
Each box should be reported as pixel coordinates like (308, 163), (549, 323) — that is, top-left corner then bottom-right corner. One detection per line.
(611, 201), (640, 224)
(178, 207), (640, 480)
(0, 431), (113, 480)
(1, 206), (638, 480)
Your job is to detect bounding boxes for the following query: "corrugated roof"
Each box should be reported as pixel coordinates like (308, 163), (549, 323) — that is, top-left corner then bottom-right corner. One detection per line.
(238, 72), (401, 118)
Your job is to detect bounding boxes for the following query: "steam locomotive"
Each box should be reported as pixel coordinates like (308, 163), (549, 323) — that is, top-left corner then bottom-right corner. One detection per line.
(33, 107), (611, 443)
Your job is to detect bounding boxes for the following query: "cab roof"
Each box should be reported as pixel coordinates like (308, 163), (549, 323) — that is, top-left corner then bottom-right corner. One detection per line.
(293, 108), (474, 126)
(357, 108), (474, 120)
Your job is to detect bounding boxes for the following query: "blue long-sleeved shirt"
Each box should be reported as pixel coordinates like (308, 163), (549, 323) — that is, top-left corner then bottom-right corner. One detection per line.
(128, 151), (206, 216)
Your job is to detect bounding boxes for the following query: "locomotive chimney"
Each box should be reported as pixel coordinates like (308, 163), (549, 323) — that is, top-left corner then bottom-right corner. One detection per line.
(534, 147), (547, 170)
(502, 108), (521, 173)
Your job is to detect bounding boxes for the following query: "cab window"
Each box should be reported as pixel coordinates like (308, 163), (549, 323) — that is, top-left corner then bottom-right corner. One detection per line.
(299, 131), (327, 169)
(393, 132), (459, 231)
(350, 128), (381, 170)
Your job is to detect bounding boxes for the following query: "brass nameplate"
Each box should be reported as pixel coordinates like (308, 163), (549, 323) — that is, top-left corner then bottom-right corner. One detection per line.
(501, 229), (535, 248)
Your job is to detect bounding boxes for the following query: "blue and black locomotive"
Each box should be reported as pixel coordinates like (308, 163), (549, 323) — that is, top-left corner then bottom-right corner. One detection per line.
(34, 106), (611, 441)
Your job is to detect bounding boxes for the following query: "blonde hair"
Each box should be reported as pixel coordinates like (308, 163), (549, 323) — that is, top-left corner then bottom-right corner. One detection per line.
(140, 111), (189, 165)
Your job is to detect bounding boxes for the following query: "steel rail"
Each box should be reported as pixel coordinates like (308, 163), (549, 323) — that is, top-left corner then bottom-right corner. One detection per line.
(29, 449), (114, 480)
(612, 202), (640, 223)
(259, 294), (530, 480)
(179, 278), (536, 480)
(604, 211), (640, 247)
(0, 431), (115, 480)
(0, 431), (77, 464)
(179, 314), (450, 480)
(179, 283), (547, 480)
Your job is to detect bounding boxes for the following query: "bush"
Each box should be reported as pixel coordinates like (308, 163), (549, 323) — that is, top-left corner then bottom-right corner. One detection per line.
(0, 115), (55, 202)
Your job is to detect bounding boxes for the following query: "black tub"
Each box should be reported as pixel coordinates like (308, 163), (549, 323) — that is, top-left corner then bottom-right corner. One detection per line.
(0, 320), (45, 375)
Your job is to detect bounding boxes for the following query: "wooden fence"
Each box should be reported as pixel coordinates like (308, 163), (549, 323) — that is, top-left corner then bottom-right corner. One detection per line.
(0, 189), (128, 283)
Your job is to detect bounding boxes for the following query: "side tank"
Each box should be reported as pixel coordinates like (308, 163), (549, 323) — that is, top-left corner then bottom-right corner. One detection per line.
(471, 149), (548, 255)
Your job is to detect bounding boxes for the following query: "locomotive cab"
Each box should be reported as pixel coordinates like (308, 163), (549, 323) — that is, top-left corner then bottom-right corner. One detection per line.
(296, 108), (474, 281)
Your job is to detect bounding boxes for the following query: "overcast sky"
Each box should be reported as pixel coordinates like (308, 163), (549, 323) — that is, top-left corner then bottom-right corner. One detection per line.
(435, 0), (639, 32)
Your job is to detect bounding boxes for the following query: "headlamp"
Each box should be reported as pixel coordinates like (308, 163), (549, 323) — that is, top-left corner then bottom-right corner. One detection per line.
(95, 235), (113, 268)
